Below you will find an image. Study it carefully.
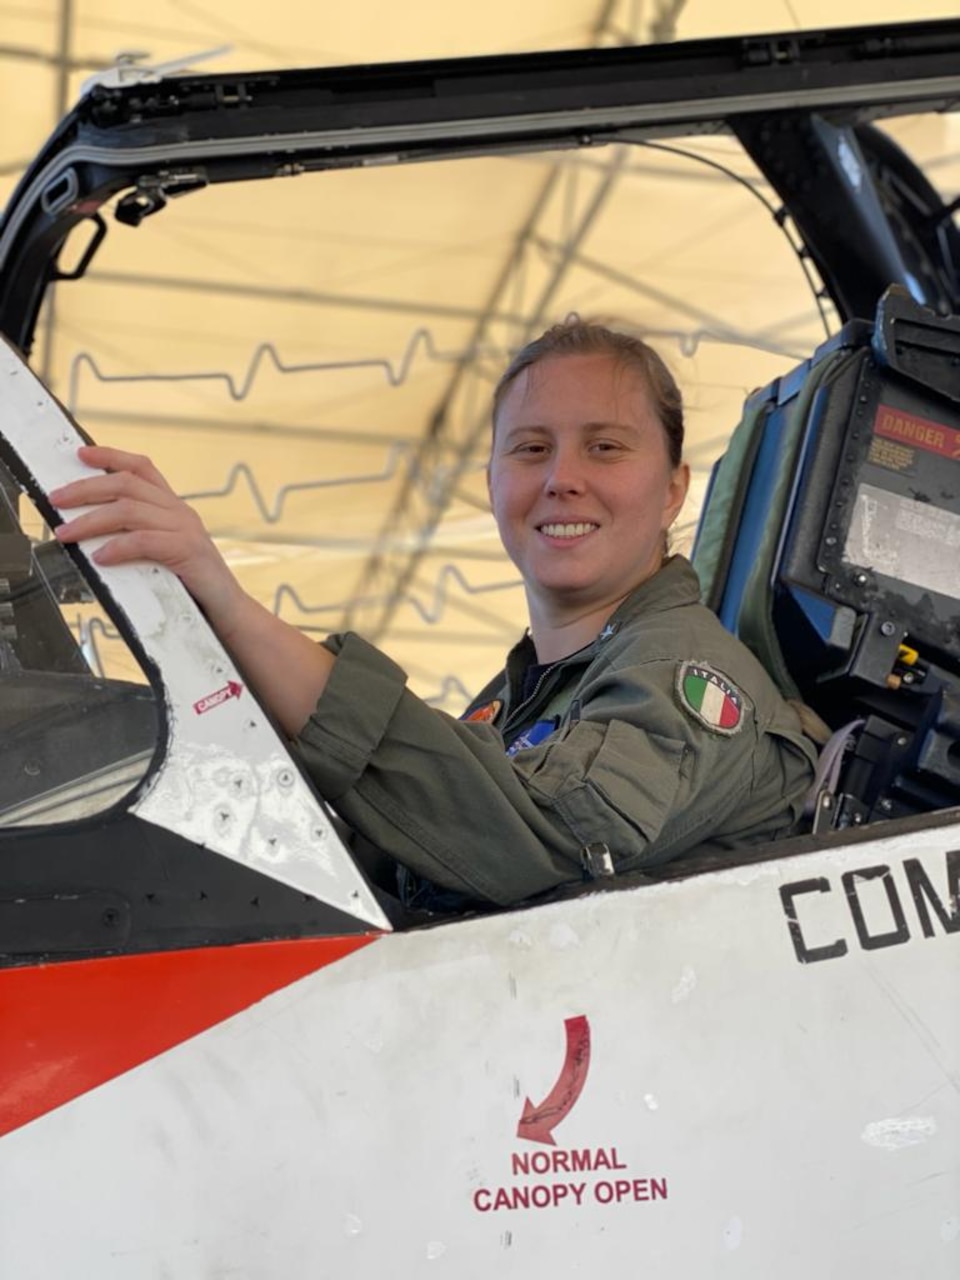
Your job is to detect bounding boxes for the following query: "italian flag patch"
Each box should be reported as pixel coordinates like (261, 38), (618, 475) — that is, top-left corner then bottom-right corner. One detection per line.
(677, 662), (744, 735)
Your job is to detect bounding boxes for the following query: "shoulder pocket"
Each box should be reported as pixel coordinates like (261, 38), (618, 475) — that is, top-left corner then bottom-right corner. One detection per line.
(546, 719), (687, 853)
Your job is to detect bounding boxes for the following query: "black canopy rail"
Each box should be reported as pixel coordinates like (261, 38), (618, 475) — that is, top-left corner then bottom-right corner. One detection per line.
(2, 18), (960, 348)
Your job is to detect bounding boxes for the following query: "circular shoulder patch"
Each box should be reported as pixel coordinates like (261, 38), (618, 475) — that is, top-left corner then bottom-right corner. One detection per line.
(676, 662), (744, 736)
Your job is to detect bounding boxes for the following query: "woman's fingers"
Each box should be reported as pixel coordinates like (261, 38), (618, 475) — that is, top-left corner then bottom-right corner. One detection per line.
(78, 444), (176, 494)
(50, 445), (216, 576)
(50, 450), (198, 552)
(50, 466), (176, 515)
(55, 500), (213, 579)
(52, 476), (201, 549)
(43, 447), (249, 632)
(54, 495), (199, 544)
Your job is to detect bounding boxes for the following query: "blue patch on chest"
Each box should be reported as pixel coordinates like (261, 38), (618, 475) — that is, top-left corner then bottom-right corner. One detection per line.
(506, 719), (557, 757)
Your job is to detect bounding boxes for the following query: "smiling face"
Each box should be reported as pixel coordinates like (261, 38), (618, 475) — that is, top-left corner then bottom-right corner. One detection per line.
(489, 353), (689, 640)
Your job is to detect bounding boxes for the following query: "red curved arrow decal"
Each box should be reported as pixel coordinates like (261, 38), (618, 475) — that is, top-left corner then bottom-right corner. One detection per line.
(517, 1015), (591, 1146)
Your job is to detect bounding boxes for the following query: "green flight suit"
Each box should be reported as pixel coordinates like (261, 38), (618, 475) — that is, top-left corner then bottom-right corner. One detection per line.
(295, 556), (817, 907)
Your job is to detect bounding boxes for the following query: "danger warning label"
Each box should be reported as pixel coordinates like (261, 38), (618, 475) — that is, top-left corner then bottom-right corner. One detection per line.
(873, 404), (960, 461)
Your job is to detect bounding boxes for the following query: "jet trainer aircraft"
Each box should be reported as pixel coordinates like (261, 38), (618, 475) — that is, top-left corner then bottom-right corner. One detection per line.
(0, 18), (958, 1277)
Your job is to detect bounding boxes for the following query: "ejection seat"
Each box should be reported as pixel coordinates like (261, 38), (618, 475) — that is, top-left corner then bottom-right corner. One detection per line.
(692, 287), (960, 832)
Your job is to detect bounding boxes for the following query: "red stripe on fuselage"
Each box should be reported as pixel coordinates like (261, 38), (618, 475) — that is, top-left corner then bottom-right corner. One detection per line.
(0, 935), (377, 1138)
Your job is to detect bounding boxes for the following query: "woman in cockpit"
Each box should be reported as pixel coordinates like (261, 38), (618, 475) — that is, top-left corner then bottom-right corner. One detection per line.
(51, 320), (816, 910)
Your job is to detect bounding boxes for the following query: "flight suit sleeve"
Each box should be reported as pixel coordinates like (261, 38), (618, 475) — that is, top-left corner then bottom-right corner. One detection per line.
(294, 632), (815, 907)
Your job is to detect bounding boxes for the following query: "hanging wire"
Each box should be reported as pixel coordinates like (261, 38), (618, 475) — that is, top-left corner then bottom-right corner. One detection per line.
(632, 139), (835, 340)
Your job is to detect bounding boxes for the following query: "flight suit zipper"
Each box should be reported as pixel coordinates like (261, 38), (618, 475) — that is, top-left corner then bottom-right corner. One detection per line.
(501, 652), (589, 742)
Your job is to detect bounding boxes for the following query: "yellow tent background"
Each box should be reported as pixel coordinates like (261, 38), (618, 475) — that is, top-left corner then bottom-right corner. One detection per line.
(2, 0), (958, 704)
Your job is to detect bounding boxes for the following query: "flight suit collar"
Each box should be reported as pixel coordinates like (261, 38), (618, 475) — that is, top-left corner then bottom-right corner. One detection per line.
(500, 555), (702, 724)
(600, 554), (702, 634)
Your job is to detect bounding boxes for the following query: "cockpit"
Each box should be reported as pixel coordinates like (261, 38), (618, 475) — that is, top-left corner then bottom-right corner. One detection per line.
(694, 286), (960, 832)
(2, 19), (960, 958)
